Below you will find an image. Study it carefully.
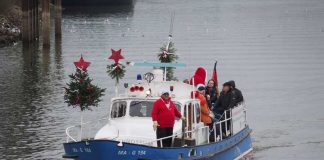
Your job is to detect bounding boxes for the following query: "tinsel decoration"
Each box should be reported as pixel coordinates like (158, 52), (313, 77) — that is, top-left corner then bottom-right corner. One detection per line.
(158, 42), (178, 80)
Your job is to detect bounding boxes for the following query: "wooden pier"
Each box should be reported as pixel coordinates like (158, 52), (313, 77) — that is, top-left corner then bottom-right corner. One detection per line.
(22, 0), (62, 48)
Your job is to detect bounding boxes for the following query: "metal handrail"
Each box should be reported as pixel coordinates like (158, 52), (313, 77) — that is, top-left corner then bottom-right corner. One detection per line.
(141, 125), (210, 147)
(213, 109), (233, 141)
(66, 125), (77, 142)
(212, 106), (248, 142)
(65, 117), (109, 142)
(65, 107), (242, 144)
(149, 109), (233, 145)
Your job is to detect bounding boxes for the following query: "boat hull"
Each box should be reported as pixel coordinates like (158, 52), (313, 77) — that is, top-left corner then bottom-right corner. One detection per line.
(63, 126), (252, 160)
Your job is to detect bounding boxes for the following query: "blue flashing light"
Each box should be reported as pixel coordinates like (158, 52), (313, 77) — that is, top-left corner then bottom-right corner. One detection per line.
(137, 74), (142, 80)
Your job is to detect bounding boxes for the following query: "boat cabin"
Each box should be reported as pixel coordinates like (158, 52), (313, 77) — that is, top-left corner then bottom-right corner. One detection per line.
(94, 79), (210, 146)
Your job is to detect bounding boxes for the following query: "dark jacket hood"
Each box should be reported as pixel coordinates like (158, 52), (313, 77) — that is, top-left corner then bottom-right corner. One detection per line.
(228, 80), (236, 88)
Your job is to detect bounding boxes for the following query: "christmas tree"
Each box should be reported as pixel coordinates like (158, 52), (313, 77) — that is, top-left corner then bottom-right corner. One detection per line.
(64, 56), (106, 111)
(158, 42), (178, 81)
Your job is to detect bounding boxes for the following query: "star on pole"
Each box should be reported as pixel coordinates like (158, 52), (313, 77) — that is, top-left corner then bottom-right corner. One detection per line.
(74, 55), (91, 71)
(108, 49), (124, 64)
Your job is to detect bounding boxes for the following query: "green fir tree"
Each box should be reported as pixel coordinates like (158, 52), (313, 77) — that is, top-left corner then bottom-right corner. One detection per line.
(64, 69), (106, 111)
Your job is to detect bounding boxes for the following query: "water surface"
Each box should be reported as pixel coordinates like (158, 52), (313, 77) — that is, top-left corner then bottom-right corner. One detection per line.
(0, 0), (324, 159)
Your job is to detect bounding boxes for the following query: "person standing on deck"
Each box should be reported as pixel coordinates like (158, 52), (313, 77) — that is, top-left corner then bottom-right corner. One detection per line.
(151, 91), (185, 148)
(215, 81), (241, 137)
(196, 85), (213, 125)
(195, 84), (215, 142)
(216, 82), (234, 115)
(205, 79), (218, 112)
(227, 80), (244, 106)
(216, 81), (243, 114)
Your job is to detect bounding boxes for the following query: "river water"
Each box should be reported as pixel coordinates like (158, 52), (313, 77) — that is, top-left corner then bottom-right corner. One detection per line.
(1, 0), (324, 159)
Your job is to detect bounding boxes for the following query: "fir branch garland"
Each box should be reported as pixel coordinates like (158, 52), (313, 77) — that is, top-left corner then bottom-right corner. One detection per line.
(158, 42), (178, 80)
(106, 63), (126, 84)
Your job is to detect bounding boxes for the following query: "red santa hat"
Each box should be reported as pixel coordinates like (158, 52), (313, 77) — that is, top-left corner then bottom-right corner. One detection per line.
(189, 67), (206, 86)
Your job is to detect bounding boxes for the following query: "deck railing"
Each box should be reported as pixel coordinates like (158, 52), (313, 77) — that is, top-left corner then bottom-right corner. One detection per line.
(65, 105), (247, 146)
(141, 109), (234, 147)
(65, 117), (109, 142)
(212, 109), (232, 142)
(65, 110), (232, 145)
(139, 126), (210, 147)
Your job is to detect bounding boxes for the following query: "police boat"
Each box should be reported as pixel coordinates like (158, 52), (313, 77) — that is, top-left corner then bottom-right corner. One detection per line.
(63, 62), (253, 160)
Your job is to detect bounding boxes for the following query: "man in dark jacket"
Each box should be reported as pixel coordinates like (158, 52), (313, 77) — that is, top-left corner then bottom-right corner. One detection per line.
(214, 81), (239, 137)
(215, 81), (244, 115)
(215, 82), (233, 115)
(227, 80), (244, 106)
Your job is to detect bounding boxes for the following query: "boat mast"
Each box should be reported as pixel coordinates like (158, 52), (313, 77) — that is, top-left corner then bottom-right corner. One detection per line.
(164, 11), (175, 81)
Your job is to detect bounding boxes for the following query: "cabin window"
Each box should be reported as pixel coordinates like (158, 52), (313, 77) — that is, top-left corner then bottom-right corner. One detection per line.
(195, 103), (200, 123)
(174, 103), (181, 120)
(129, 101), (154, 117)
(111, 101), (127, 118)
(189, 103), (194, 124)
(174, 103), (181, 111)
(129, 101), (181, 117)
(184, 103), (194, 138)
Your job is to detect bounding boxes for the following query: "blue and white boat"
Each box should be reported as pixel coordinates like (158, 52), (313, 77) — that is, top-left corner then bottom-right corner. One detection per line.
(62, 62), (253, 160)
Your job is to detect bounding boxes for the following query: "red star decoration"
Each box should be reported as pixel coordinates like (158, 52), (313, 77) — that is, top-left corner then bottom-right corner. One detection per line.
(74, 55), (91, 71)
(109, 49), (124, 63)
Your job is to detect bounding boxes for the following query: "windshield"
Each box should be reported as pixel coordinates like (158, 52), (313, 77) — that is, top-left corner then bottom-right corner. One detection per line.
(130, 101), (154, 117)
(129, 100), (181, 117)
(111, 101), (127, 118)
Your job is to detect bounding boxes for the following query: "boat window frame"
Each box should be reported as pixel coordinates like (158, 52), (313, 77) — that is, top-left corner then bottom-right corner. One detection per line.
(129, 100), (155, 118)
(183, 100), (201, 139)
(127, 99), (182, 118)
(194, 102), (201, 123)
(110, 100), (127, 119)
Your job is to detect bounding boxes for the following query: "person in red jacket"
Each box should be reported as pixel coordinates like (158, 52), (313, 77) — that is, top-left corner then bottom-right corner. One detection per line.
(151, 91), (185, 147)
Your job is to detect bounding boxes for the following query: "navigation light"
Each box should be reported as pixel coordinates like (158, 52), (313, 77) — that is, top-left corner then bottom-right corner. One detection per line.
(137, 74), (142, 81)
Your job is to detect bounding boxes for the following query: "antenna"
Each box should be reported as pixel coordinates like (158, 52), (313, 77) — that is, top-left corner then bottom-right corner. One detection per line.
(166, 11), (175, 51)
(169, 11), (175, 36)
(164, 11), (176, 81)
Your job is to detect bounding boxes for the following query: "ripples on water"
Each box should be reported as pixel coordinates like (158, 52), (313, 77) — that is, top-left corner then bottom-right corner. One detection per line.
(0, 0), (324, 159)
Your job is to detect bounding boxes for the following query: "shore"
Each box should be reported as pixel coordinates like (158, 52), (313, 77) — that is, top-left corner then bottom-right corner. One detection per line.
(0, 5), (22, 47)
